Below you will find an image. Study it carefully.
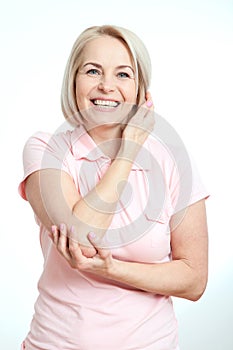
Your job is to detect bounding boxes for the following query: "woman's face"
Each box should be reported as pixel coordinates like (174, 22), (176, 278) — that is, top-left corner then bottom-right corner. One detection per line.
(75, 35), (137, 127)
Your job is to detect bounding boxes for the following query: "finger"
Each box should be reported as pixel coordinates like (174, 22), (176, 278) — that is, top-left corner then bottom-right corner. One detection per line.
(128, 106), (146, 125)
(51, 225), (59, 245)
(48, 230), (53, 241)
(130, 108), (154, 133)
(129, 96), (153, 127)
(68, 226), (91, 262)
(88, 232), (110, 259)
(145, 91), (151, 100)
(57, 223), (71, 260)
(68, 236), (84, 261)
(145, 91), (154, 109)
(79, 245), (98, 258)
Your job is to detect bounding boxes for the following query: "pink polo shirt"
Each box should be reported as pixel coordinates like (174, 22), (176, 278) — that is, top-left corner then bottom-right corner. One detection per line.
(19, 124), (208, 350)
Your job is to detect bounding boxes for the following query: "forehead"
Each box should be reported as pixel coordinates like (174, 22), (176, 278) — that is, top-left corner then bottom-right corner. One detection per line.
(80, 36), (134, 67)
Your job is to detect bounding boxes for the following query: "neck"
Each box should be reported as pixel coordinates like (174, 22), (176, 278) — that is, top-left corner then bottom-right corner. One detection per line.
(88, 124), (123, 159)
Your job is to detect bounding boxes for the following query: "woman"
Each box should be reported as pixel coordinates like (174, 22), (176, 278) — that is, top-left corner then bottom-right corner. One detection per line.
(19, 25), (209, 350)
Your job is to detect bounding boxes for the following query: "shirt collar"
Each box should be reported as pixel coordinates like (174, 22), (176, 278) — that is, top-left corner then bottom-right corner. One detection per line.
(71, 125), (152, 171)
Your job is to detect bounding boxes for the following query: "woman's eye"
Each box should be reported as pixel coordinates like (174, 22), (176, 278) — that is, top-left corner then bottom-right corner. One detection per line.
(87, 69), (100, 76)
(117, 72), (130, 78)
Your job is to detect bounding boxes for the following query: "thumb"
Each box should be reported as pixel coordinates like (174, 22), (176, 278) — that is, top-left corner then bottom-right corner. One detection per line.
(88, 232), (110, 259)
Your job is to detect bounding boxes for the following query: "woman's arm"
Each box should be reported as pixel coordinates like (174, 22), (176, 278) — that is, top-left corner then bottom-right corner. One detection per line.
(109, 199), (208, 301)
(53, 199), (208, 301)
(25, 101), (155, 254)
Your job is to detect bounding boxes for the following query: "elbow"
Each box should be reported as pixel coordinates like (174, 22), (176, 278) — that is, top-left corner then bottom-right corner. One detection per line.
(188, 286), (206, 302)
(184, 275), (208, 302)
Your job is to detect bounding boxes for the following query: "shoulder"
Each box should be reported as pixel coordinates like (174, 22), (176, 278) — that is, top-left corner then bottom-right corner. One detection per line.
(23, 129), (76, 153)
(24, 131), (51, 147)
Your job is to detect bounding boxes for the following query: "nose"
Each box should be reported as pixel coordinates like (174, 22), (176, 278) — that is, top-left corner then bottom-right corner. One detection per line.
(98, 74), (115, 93)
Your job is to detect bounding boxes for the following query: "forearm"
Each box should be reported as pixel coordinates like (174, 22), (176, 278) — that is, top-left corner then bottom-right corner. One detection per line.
(26, 104), (154, 251)
(26, 141), (139, 250)
(71, 141), (138, 237)
(104, 200), (208, 300)
(108, 258), (207, 301)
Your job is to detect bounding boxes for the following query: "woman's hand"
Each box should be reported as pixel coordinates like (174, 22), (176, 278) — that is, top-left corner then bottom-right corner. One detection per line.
(122, 91), (155, 145)
(51, 225), (97, 258)
(51, 224), (114, 276)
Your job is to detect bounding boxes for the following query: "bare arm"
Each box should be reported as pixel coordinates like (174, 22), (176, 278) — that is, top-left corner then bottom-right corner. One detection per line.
(25, 148), (137, 243)
(56, 199), (208, 301)
(25, 102), (154, 253)
(108, 199), (208, 300)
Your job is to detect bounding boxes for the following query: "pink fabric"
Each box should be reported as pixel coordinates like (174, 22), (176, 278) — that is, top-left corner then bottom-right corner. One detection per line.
(19, 126), (208, 349)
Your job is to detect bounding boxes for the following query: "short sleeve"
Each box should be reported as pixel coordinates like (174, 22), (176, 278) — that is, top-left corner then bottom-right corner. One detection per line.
(169, 151), (209, 215)
(18, 131), (72, 200)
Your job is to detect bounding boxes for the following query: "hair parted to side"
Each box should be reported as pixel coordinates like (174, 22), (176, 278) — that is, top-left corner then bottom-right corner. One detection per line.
(61, 25), (152, 126)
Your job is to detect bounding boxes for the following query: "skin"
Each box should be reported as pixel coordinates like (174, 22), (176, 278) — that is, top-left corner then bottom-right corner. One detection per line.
(52, 198), (208, 301)
(76, 37), (137, 116)
(75, 36), (141, 153)
(26, 35), (208, 301)
(26, 35), (154, 256)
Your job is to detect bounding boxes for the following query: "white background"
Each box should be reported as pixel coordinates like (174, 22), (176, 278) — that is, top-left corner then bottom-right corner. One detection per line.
(0, 0), (233, 349)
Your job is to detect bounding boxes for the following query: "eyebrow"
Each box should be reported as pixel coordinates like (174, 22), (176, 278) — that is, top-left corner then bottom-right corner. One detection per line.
(83, 62), (135, 74)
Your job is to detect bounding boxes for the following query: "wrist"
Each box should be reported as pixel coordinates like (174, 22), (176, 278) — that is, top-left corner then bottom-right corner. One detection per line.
(107, 257), (125, 281)
(117, 139), (140, 162)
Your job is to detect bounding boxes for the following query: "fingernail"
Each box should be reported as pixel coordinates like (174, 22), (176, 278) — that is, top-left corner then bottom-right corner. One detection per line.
(60, 223), (65, 231)
(89, 232), (96, 239)
(146, 100), (153, 107)
(51, 225), (56, 233)
(70, 225), (75, 233)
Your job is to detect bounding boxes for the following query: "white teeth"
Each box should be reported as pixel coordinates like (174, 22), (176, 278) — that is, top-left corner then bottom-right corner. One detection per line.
(92, 99), (118, 107)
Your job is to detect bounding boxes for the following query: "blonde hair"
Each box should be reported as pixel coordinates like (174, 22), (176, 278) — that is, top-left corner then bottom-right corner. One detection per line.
(61, 25), (152, 126)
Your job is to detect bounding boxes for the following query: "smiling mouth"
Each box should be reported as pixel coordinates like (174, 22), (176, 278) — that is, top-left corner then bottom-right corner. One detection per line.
(91, 99), (120, 108)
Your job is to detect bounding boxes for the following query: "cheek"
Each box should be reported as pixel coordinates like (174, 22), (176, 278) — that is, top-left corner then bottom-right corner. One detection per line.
(123, 82), (137, 103)
(75, 82), (92, 109)
(75, 93), (84, 111)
